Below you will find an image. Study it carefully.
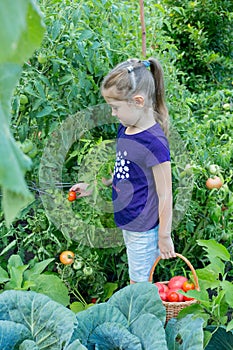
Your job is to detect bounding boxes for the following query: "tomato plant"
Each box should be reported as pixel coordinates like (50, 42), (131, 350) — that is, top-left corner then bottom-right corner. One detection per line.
(59, 251), (75, 265)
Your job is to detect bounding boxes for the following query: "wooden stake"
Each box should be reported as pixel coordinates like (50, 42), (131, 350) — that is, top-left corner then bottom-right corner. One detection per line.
(139, 0), (146, 57)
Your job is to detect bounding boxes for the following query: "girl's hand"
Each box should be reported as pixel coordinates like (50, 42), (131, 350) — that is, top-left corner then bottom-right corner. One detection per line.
(69, 183), (92, 198)
(158, 236), (176, 260)
(102, 171), (113, 187)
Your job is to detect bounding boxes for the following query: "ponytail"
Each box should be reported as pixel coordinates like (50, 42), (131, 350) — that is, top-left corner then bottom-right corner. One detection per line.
(101, 57), (169, 136)
(148, 58), (169, 136)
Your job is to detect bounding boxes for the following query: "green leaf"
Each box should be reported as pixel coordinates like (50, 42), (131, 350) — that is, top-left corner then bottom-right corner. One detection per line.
(65, 340), (88, 350)
(226, 319), (233, 332)
(178, 304), (210, 326)
(70, 302), (86, 313)
(166, 315), (205, 349)
(221, 281), (233, 308)
(24, 258), (54, 280)
(0, 0), (44, 226)
(102, 282), (118, 301)
(30, 274), (70, 306)
(196, 266), (221, 289)
(19, 340), (39, 350)
(71, 303), (128, 346)
(0, 320), (31, 350)
(36, 106), (54, 118)
(5, 255), (29, 290)
(89, 322), (142, 350)
(0, 267), (9, 284)
(130, 314), (167, 350)
(197, 240), (230, 261)
(205, 326), (233, 350)
(0, 0), (45, 64)
(59, 74), (73, 85)
(108, 282), (166, 325)
(0, 290), (76, 348)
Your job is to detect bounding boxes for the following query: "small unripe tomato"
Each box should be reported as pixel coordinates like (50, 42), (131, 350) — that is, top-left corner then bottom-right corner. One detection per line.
(20, 94), (28, 105)
(59, 251), (75, 265)
(68, 191), (76, 202)
(83, 266), (93, 276)
(73, 260), (83, 270)
(209, 164), (220, 175)
(38, 53), (47, 64)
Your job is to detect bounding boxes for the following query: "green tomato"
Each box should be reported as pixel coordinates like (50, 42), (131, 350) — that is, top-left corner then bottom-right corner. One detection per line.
(83, 266), (93, 276)
(209, 164), (220, 175)
(21, 139), (34, 154)
(38, 53), (47, 64)
(27, 147), (38, 159)
(20, 94), (28, 105)
(223, 103), (230, 110)
(73, 260), (83, 270)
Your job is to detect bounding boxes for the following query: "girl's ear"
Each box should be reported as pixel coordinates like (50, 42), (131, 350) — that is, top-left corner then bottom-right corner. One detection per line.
(133, 95), (144, 107)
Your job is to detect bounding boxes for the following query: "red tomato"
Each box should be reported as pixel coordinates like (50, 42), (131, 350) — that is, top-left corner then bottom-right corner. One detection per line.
(182, 281), (195, 292)
(159, 291), (167, 301)
(163, 284), (169, 293)
(167, 291), (179, 302)
(59, 250), (75, 265)
(183, 295), (194, 301)
(68, 191), (76, 201)
(169, 288), (184, 302)
(154, 282), (165, 293)
(91, 298), (97, 304)
(168, 276), (188, 290)
(206, 176), (223, 189)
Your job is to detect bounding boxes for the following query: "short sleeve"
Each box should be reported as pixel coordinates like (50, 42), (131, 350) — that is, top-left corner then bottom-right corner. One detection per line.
(145, 132), (170, 167)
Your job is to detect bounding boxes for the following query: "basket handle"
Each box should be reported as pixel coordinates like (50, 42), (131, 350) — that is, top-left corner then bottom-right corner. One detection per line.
(148, 253), (200, 291)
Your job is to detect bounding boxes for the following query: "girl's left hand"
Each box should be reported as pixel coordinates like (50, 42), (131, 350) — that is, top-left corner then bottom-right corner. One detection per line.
(158, 236), (176, 259)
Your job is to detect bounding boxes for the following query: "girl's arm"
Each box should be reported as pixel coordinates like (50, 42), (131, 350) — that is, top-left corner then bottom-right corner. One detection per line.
(152, 161), (176, 259)
(70, 173), (113, 197)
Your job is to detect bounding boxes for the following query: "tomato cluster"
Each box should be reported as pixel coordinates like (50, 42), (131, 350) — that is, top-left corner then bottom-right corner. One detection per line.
(155, 275), (195, 302)
(68, 190), (77, 202)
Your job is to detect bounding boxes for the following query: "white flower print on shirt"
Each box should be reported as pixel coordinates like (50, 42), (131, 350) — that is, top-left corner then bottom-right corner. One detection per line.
(114, 150), (130, 180)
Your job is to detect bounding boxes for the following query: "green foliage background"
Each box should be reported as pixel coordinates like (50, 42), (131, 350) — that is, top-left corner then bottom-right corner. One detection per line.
(0, 0), (232, 302)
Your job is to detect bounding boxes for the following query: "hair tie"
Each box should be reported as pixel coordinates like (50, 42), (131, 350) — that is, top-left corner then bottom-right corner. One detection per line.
(142, 60), (150, 68)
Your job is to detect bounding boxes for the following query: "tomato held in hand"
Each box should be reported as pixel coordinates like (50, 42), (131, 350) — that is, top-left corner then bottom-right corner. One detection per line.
(59, 250), (75, 265)
(182, 281), (195, 292)
(68, 190), (77, 202)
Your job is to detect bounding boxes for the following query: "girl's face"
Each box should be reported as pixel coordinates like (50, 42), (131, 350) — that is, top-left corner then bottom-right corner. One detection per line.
(102, 88), (144, 127)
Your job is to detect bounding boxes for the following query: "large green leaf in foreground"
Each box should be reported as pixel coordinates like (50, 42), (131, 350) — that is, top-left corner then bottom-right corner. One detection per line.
(0, 0), (45, 225)
(0, 290), (77, 349)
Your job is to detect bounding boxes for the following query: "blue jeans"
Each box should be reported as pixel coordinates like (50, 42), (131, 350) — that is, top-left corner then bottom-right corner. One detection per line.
(122, 226), (160, 282)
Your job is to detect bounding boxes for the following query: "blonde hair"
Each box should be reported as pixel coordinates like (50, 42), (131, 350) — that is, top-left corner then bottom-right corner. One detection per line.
(101, 58), (169, 135)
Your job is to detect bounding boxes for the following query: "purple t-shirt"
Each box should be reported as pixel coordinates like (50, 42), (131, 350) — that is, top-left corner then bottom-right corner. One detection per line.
(112, 123), (170, 232)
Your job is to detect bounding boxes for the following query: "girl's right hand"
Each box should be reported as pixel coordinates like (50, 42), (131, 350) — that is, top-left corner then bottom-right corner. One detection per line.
(69, 183), (92, 198)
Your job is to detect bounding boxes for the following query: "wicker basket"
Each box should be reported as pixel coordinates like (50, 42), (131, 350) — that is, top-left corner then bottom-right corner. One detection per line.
(149, 253), (200, 322)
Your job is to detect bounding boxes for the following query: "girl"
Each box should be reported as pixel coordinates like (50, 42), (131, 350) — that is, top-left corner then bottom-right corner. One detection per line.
(71, 58), (176, 283)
